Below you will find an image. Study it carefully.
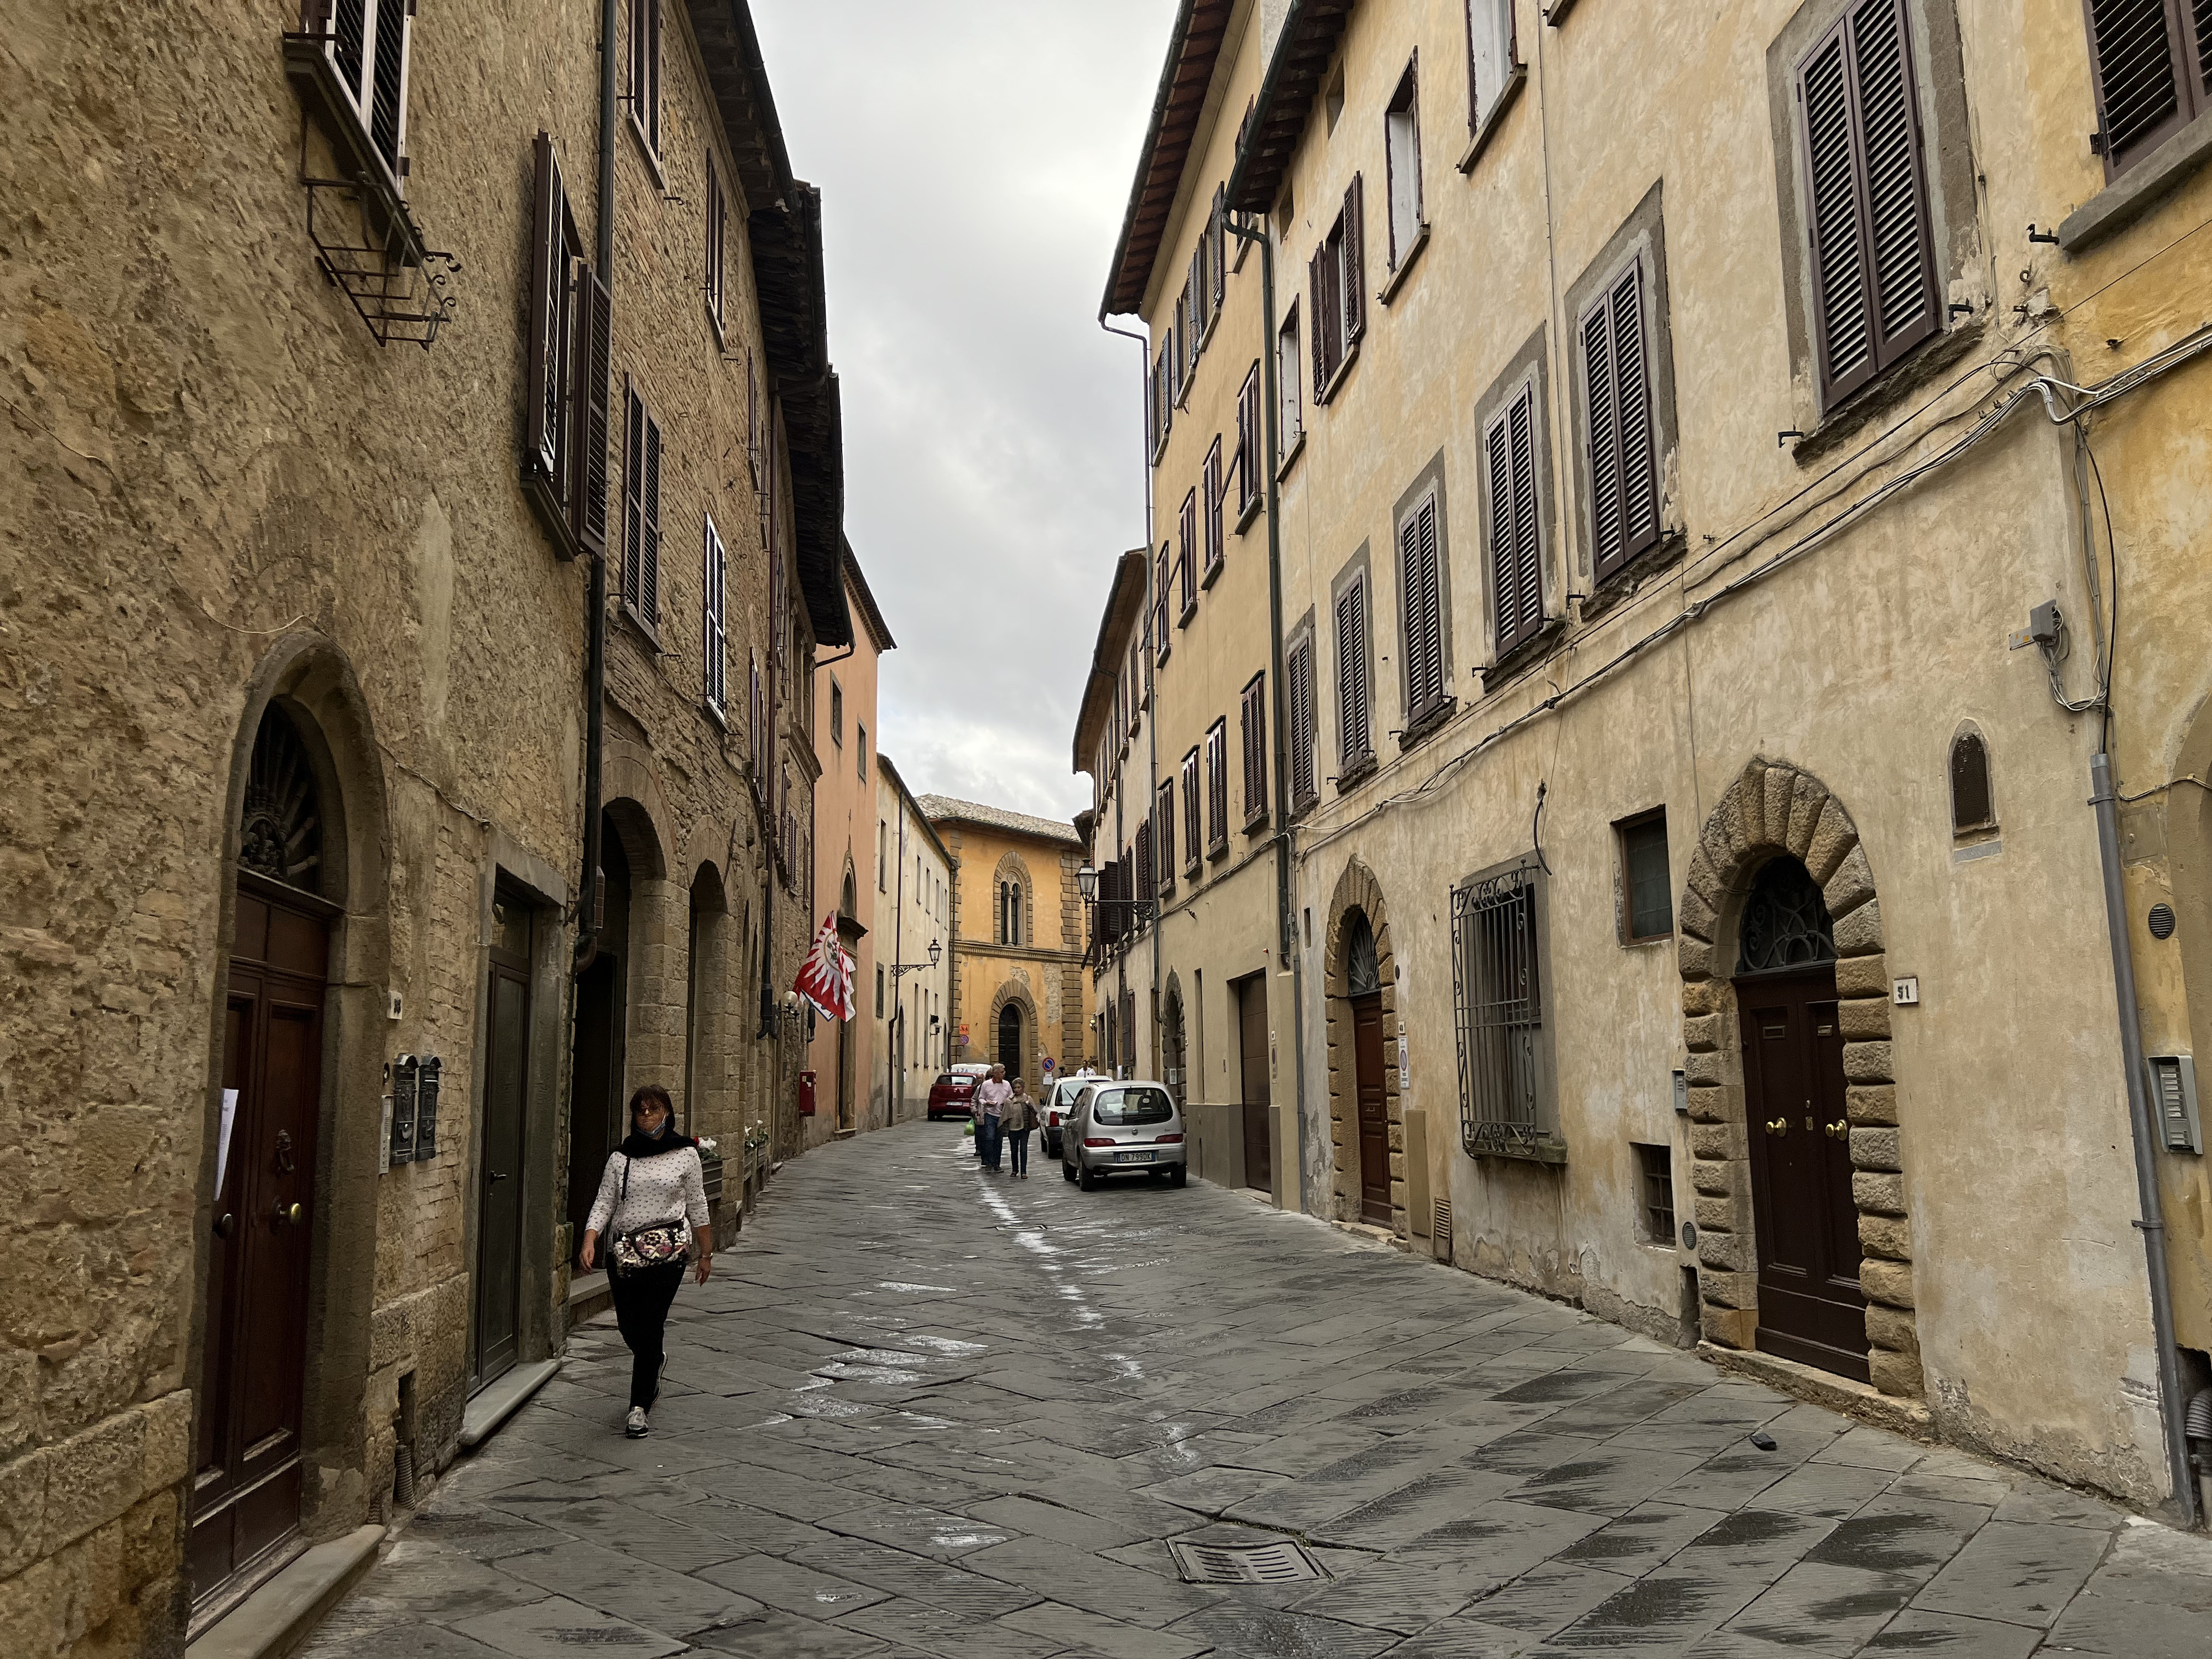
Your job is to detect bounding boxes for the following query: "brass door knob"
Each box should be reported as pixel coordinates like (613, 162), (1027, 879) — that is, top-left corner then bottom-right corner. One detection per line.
(273, 1201), (304, 1226)
(1765, 1118), (1788, 1135)
(1827, 1120), (1849, 1140)
(214, 1212), (235, 1240)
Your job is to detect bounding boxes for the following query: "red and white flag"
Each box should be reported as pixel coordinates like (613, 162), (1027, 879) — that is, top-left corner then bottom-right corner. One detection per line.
(794, 912), (855, 1022)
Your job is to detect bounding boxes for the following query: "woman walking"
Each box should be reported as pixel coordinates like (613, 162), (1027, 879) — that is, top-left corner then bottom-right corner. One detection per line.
(578, 1084), (712, 1438)
(975, 1063), (1012, 1171)
(1006, 1082), (1037, 1178)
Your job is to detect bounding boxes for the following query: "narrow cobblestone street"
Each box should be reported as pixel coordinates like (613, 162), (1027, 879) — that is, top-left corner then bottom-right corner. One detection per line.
(305, 1125), (2212, 1658)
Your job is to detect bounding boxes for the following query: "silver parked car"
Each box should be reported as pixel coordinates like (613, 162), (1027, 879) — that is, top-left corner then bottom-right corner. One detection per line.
(1041, 1071), (1105, 1159)
(1061, 1080), (1187, 1190)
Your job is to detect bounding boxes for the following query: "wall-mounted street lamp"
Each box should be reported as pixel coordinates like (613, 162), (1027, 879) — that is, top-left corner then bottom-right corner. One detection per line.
(889, 938), (942, 980)
(1077, 864), (1155, 924)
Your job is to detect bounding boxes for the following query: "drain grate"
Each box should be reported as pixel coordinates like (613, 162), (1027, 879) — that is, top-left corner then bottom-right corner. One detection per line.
(1170, 1539), (1326, 1584)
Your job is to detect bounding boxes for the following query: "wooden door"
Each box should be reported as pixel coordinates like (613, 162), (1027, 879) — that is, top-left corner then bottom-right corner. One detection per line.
(474, 958), (529, 1385)
(1235, 974), (1271, 1194)
(191, 880), (326, 1606)
(1352, 991), (1390, 1225)
(1737, 967), (1867, 1380)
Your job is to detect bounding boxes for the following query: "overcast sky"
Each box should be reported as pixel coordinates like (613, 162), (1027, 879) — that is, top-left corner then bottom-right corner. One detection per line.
(752, 1), (1177, 823)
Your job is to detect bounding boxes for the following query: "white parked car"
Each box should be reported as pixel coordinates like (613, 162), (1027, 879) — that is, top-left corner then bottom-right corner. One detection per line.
(1060, 1079), (1187, 1190)
(1040, 1071), (1105, 1159)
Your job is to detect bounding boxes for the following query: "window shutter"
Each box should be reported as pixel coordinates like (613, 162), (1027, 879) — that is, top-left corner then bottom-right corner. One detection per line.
(1179, 492), (1197, 609)
(1308, 248), (1328, 400)
(702, 515), (726, 714)
(1335, 580), (1371, 765)
(1798, 1), (1939, 404)
(705, 152), (726, 333)
(641, 408), (662, 628)
(526, 134), (569, 491)
(1212, 184), (1228, 311)
(1183, 751), (1201, 867)
(1288, 636), (1316, 805)
(368, 0), (413, 182)
(622, 384), (644, 614)
(1240, 675), (1266, 824)
(1486, 384), (1544, 655)
(1401, 494), (1444, 717)
(1155, 547), (1170, 655)
(568, 263), (612, 559)
(2084, 0), (2204, 170)
(1204, 441), (1223, 570)
(1343, 175), (1366, 345)
(1159, 779), (1175, 878)
(1583, 259), (1658, 581)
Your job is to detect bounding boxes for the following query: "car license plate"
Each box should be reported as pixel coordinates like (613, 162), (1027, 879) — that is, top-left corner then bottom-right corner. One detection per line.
(1115, 1150), (1155, 1164)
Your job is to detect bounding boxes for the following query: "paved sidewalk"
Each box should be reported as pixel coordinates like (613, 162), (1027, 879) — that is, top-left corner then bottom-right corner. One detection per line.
(305, 1122), (2212, 1657)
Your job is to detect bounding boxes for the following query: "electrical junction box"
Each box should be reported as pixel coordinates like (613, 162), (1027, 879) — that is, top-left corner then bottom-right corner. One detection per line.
(2149, 1055), (2201, 1154)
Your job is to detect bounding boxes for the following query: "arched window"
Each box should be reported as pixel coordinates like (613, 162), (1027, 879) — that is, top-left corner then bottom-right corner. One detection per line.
(1950, 729), (1995, 835)
(999, 881), (1021, 946)
(1736, 857), (1836, 974)
(1344, 907), (1381, 996)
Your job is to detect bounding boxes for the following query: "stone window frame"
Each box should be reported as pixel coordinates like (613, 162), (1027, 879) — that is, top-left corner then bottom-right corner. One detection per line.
(1765, 0), (1980, 451)
(1562, 181), (1683, 604)
(1452, 848), (1564, 1162)
(1470, 325), (1562, 683)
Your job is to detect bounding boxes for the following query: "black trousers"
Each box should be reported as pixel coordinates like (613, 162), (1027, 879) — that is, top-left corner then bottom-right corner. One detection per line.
(608, 1258), (685, 1409)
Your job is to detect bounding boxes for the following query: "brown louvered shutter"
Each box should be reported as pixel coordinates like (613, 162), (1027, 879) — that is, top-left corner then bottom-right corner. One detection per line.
(1236, 364), (1260, 513)
(705, 151), (726, 334)
(1401, 494), (1444, 718)
(1486, 383), (1544, 655)
(526, 134), (569, 494)
(1179, 492), (1198, 609)
(1797, 0), (1939, 406)
(1182, 750), (1201, 868)
(1155, 546), (1170, 654)
(1343, 175), (1366, 345)
(1158, 778), (1176, 879)
(1212, 184), (1229, 310)
(1204, 440), (1223, 572)
(1582, 259), (1660, 581)
(641, 406), (662, 628)
(568, 264), (612, 559)
(622, 382), (645, 614)
(2084, 0), (2208, 173)
(1287, 635), (1316, 805)
(1335, 578), (1371, 765)
(1308, 247), (1328, 400)
(1240, 675), (1266, 825)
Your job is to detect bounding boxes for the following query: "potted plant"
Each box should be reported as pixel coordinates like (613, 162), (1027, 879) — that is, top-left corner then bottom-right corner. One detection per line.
(695, 1135), (723, 1209)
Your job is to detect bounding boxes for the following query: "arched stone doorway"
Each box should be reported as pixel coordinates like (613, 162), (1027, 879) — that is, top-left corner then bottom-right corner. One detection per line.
(988, 980), (1038, 1083)
(567, 800), (665, 1251)
(1678, 758), (1919, 1399)
(998, 1004), (1025, 1081)
(195, 639), (389, 1615)
(1324, 860), (1405, 1234)
(1162, 974), (1188, 1109)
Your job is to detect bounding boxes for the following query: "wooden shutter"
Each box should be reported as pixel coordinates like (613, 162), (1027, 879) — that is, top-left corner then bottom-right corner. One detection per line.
(1206, 722), (1227, 848)
(1582, 259), (1660, 581)
(1486, 383), (1545, 655)
(1237, 364), (1260, 513)
(367, 0), (413, 181)
(2084, 0), (2207, 173)
(1240, 675), (1266, 825)
(1204, 440), (1223, 571)
(1212, 184), (1229, 311)
(1182, 750), (1201, 867)
(1287, 635), (1316, 805)
(1308, 248), (1328, 400)
(1136, 821), (1154, 904)
(1155, 547), (1170, 655)
(568, 263), (612, 559)
(1159, 779), (1176, 879)
(1797, 0), (1938, 405)
(705, 152), (726, 333)
(622, 384), (644, 614)
(632, 0), (662, 154)
(1400, 493), (1445, 718)
(526, 134), (570, 492)
(702, 515), (726, 714)
(1335, 578), (1371, 765)
(1179, 492), (1198, 610)
(1343, 175), (1366, 345)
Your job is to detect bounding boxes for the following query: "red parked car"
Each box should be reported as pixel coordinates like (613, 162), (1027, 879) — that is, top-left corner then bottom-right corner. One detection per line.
(926, 1065), (993, 1120)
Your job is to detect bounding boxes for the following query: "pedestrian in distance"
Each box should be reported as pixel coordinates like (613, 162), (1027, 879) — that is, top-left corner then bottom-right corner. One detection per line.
(578, 1083), (712, 1439)
(975, 1063), (1013, 1171)
(1006, 1081), (1038, 1178)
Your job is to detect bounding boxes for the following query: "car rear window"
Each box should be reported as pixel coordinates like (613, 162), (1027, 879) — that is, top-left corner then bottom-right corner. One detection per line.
(1091, 1087), (1174, 1125)
(935, 1073), (968, 1088)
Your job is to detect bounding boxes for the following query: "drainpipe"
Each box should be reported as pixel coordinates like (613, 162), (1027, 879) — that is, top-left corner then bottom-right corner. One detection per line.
(1224, 209), (1307, 1217)
(573, 0), (619, 973)
(2089, 750), (2200, 1527)
(1101, 319), (1156, 1080)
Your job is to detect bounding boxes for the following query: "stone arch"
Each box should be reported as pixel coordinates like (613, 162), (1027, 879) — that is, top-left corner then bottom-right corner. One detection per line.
(1676, 757), (1921, 1400)
(1323, 858), (1406, 1235)
(199, 632), (393, 1553)
(987, 978), (1040, 1082)
(992, 850), (1035, 946)
(1161, 971), (1188, 1107)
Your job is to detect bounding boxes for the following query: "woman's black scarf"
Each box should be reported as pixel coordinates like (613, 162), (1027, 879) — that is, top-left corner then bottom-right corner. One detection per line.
(620, 1126), (696, 1159)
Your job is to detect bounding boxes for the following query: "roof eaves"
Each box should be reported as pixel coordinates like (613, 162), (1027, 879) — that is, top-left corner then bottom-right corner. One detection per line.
(1072, 550), (1151, 772)
(1100, 0), (1238, 318)
(1224, 0), (1356, 214)
(843, 538), (895, 653)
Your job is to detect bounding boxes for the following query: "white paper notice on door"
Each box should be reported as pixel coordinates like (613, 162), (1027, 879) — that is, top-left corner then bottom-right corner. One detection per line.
(215, 1088), (239, 1200)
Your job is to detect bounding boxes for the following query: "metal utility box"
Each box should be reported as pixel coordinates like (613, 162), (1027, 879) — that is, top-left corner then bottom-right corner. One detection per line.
(2150, 1055), (2202, 1155)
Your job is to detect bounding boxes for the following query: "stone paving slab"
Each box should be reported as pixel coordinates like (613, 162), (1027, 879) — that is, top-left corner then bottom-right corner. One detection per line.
(303, 1123), (2212, 1659)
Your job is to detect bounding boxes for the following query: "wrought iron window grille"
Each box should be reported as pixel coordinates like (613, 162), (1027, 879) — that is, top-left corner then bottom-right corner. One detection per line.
(1735, 857), (1835, 974)
(1453, 860), (1566, 1164)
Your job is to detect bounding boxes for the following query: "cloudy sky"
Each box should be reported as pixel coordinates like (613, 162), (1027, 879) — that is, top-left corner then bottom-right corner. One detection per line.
(753, 2), (1178, 823)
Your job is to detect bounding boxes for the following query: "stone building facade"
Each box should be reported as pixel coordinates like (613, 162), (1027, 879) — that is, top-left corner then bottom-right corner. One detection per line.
(875, 757), (955, 1122)
(924, 799), (1092, 1085)
(803, 548), (894, 1143)
(1, 1), (847, 1652)
(1104, 0), (2212, 1518)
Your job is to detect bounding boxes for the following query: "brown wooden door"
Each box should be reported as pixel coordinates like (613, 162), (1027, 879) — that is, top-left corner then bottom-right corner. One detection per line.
(1737, 967), (1867, 1380)
(474, 959), (529, 1385)
(1352, 991), (1390, 1225)
(1235, 974), (1271, 1194)
(192, 880), (326, 1606)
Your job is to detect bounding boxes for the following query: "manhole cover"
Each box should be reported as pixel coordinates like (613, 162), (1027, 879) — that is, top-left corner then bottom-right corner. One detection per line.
(1170, 1539), (1326, 1584)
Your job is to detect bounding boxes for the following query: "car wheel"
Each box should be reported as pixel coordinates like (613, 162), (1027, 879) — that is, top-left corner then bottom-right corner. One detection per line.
(1078, 1161), (1100, 1192)
(1061, 1157), (1077, 1183)
(1170, 1164), (1187, 1188)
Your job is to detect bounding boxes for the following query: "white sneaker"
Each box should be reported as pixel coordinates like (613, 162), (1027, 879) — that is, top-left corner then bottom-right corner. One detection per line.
(624, 1407), (649, 1438)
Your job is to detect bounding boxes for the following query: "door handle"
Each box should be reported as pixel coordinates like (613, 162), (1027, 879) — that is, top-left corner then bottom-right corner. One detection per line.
(1826, 1120), (1848, 1140)
(487, 1170), (509, 1183)
(214, 1212), (236, 1240)
(1765, 1118), (1788, 1135)
(272, 1201), (304, 1227)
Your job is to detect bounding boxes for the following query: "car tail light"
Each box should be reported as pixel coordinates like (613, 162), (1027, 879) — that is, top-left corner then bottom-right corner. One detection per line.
(1156, 1133), (1184, 1143)
(1048, 1112), (1061, 1125)
(1083, 1137), (1114, 1148)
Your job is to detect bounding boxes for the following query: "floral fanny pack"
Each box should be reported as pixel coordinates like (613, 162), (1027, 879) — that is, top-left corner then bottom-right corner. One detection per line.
(608, 1154), (690, 1276)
